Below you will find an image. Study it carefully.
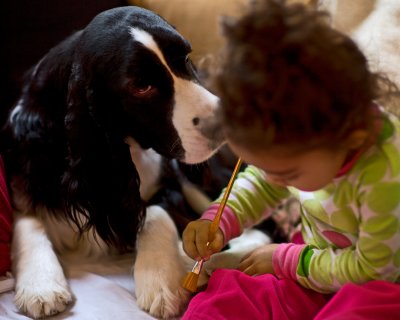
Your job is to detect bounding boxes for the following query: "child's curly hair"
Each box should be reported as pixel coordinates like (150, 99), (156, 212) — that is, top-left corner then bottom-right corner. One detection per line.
(214, 0), (394, 151)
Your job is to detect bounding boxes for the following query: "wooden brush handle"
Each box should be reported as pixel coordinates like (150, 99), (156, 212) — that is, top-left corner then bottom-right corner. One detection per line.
(208, 158), (242, 242)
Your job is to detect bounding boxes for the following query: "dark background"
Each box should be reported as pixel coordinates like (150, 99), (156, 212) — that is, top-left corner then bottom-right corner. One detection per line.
(0, 0), (127, 127)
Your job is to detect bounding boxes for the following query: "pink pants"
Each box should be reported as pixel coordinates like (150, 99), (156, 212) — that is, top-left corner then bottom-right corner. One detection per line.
(182, 269), (400, 320)
(0, 156), (12, 275)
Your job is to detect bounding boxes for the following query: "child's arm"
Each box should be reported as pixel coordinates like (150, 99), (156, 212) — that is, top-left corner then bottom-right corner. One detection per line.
(183, 165), (290, 260)
(272, 208), (400, 294)
(296, 204), (399, 294)
(201, 165), (290, 245)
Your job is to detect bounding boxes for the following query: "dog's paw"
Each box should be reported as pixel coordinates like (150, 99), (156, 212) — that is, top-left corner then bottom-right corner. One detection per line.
(14, 273), (72, 318)
(134, 206), (192, 318)
(134, 260), (190, 319)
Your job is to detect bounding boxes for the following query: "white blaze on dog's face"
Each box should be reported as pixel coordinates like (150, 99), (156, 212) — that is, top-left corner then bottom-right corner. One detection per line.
(129, 27), (223, 164)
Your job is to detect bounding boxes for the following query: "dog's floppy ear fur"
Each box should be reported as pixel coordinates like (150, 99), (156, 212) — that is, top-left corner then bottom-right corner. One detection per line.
(62, 42), (145, 251)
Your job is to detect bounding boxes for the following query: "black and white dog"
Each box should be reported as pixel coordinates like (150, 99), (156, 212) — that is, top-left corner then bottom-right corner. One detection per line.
(0, 6), (228, 319)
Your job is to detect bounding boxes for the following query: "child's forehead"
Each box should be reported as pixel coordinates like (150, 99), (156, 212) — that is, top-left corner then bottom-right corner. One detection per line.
(229, 139), (333, 167)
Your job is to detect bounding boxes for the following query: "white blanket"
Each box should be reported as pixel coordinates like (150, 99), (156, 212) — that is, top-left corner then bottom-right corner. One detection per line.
(0, 254), (158, 320)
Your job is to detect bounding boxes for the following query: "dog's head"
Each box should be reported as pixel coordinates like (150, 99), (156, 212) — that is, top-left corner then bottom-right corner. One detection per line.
(67, 6), (224, 164)
(4, 6), (225, 250)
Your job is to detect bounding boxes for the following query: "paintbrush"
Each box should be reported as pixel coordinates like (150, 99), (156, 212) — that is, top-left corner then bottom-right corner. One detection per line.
(182, 158), (243, 293)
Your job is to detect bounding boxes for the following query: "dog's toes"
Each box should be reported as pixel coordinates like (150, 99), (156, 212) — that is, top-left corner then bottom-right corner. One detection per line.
(137, 283), (190, 319)
(135, 264), (191, 320)
(15, 284), (73, 318)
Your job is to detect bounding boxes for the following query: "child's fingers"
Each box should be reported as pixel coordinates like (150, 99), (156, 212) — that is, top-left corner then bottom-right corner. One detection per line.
(195, 224), (212, 259)
(207, 231), (224, 254)
(240, 251), (252, 262)
(239, 254), (252, 272)
(182, 221), (224, 260)
(182, 226), (200, 260)
(240, 256), (262, 276)
(241, 264), (258, 276)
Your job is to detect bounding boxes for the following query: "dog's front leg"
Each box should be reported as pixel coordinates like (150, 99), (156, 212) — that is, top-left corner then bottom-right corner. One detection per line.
(12, 214), (73, 318)
(134, 205), (190, 319)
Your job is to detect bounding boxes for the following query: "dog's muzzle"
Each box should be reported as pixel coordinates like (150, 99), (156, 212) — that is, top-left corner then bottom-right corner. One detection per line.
(199, 116), (226, 149)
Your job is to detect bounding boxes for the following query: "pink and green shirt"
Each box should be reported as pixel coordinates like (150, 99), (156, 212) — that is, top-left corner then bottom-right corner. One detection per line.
(202, 111), (400, 293)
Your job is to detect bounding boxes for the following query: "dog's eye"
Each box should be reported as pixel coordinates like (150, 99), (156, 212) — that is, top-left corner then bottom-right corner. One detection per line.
(184, 55), (200, 81)
(185, 56), (195, 69)
(129, 84), (156, 97)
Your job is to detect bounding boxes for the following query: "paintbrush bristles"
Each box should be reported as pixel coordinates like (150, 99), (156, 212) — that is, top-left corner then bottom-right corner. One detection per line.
(182, 259), (204, 292)
(182, 272), (200, 293)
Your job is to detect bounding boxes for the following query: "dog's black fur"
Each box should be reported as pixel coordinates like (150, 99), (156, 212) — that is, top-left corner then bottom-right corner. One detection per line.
(0, 6), (222, 252)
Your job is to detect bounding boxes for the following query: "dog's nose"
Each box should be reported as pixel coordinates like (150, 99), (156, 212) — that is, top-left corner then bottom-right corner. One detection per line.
(198, 116), (226, 145)
(192, 117), (200, 126)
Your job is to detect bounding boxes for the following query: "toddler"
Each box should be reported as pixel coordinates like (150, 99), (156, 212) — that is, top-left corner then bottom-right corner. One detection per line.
(182, 0), (400, 319)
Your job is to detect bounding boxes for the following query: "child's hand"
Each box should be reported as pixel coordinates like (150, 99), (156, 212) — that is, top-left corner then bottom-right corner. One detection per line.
(182, 219), (225, 261)
(239, 244), (279, 276)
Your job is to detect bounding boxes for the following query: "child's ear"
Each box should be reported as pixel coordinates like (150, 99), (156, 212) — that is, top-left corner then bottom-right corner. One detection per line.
(344, 130), (369, 149)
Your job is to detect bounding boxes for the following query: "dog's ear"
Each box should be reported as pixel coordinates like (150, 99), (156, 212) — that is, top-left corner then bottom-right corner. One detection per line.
(2, 45), (75, 209)
(64, 61), (145, 251)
